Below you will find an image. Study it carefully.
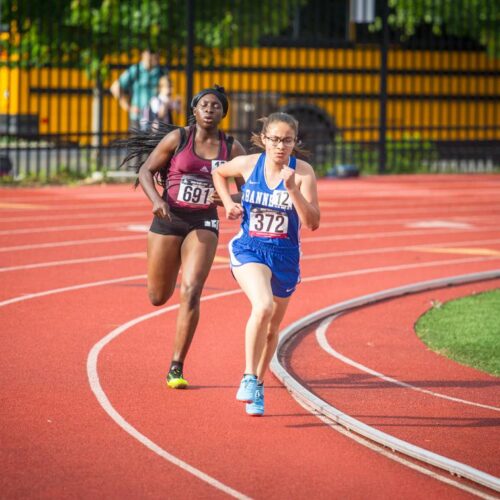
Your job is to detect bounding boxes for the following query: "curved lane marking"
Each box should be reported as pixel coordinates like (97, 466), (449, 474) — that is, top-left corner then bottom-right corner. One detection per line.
(2, 251), (499, 492)
(2, 237), (500, 274)
(0, 253), (146, 273)
(0, 274), (147, 308)
(89, 270), (500, 498)
(87, 290), (249, 500)
(316, 316), (500, 412)
(292, 393), (497, 500)
(271, 270), (500, 493)
(0, 210), (495, 234)
(0, 234), (144, 253)
(1, 255), (498, 308)
(2, 224), (499, 253)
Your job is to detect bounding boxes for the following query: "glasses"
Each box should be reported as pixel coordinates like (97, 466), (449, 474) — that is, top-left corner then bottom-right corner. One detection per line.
(264, 135), (296, 147)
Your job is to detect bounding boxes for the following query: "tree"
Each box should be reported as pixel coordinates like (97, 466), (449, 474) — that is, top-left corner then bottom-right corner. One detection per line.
(0, 0), (305, 78)
(0, 0), (304, 152)
(388, 0), (498, 56)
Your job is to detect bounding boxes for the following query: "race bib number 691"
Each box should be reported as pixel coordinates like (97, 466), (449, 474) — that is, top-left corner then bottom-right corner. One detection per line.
(177, 175), (214, 208)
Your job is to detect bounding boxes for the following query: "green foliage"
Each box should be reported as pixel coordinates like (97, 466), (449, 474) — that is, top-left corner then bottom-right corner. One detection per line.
(0, 0), (304, 80)
(416, 289), (500, 376)
(370, 0), (499, 57)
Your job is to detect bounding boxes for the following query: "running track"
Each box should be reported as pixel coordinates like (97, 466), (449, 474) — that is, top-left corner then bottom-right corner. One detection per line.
(1, 174), (499, 499)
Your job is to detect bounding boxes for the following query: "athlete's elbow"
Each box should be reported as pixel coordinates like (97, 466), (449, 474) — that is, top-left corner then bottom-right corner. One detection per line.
(304, 217), (320, 231)
(308, 210), (320, 231)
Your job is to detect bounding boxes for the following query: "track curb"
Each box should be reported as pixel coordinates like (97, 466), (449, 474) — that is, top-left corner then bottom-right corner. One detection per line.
(271, 270), (500, 493)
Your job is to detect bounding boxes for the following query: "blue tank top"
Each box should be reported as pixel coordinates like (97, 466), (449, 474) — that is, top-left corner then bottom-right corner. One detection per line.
(239, 153), (300, 251)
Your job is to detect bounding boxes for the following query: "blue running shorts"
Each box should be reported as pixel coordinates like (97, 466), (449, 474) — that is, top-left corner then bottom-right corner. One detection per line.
(229, 234), (300, 298)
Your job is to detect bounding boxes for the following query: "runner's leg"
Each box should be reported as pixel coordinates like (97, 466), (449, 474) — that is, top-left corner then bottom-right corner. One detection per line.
(256, 295), (290, 380)
(232, 263), (274, 375)
(147, 231), (183, 306)
(172, 229), (218, 362)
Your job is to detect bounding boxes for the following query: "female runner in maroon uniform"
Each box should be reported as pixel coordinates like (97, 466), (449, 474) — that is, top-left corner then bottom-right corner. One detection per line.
(136, 86), (245, 388)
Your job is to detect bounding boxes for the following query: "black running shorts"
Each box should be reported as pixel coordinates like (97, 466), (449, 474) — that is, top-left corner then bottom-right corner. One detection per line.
(149, 207), (219, 237)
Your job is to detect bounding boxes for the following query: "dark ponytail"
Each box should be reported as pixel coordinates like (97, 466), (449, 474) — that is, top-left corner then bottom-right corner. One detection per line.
(118, 122), (180, 187)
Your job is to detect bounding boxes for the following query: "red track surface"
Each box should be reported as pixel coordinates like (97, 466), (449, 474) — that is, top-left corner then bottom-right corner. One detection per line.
(1, 174), (499, 499)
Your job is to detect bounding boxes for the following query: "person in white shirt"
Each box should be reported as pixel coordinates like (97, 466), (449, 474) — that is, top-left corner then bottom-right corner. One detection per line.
(142, 75), (181, 130)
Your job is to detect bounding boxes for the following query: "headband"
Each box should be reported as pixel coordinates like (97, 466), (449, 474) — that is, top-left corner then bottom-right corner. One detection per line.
(191, 85), (229, 117)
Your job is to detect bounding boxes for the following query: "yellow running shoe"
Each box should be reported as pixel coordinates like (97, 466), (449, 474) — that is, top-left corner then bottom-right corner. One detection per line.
(166, 367), (189, 389)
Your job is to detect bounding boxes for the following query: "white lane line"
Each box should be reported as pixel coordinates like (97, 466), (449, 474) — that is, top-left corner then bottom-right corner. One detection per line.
(0, 253), (146, 273)
(301, 237), (500, 261)
(405, 220), (472, 229)
(0, 221), (147, 236)
(0, 209), (498, 234)
(0, 274), (147, 308)
(3, 255), (499, 494)
(271, 271), (500, 493)
(1, 254), (498, 309)
(302, 255), (500, 284)
(0, 210), (146, 223)
(304, 226), (499, 244)
(318, 214), (500, 228)
(88, 271), (500, 498)
(1, 224), (498, 254)
(0, 234), (144, 253)
(4, 236), (500, 274)
(0, 201), (143, 210)
(316, 316), (500, 412)
(0, 195), (496, 217)
(293, 397), (497, 500)
(87, 289), (250, 500)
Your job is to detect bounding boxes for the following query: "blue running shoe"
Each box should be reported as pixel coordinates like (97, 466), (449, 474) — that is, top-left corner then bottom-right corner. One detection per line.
(246, 383), (264, 416)
(236, 374), (257, 402)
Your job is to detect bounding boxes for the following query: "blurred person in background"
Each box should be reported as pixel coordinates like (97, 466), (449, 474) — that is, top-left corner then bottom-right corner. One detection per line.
(110, 48), (167, 131)
(141, 75), (182, 131)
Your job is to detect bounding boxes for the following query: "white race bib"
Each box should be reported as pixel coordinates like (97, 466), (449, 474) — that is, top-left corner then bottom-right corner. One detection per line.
(271, 190), (293, 210)
(177, 175), (214, 208)
(249, 207), (288, 238)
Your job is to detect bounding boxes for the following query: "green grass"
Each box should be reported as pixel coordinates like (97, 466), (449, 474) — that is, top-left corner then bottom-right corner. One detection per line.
(415, 289), (500, 376)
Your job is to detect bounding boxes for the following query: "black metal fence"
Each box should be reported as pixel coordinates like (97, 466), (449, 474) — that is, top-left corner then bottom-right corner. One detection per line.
(0, 0), (498, 180)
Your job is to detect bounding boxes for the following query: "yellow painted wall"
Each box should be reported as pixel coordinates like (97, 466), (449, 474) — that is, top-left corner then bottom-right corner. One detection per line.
(1, 47), (498, 144)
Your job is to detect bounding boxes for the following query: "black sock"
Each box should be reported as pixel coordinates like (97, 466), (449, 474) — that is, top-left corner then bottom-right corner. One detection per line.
(170, 361), (183, 372)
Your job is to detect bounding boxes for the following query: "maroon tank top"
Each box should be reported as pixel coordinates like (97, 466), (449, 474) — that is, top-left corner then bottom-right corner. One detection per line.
(166, 126), (230, 211)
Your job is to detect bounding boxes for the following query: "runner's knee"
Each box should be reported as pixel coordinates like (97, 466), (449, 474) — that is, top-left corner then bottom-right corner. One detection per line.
(179, 282), (203, 309)
(251, 302), (274, 323)
(266, 324), (279, 342)
(148, 287), (174, 306)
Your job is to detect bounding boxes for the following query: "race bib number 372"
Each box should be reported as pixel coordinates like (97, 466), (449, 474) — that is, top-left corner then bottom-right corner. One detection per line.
(177, 175), (213, 207)
(249, 207), (288, 238)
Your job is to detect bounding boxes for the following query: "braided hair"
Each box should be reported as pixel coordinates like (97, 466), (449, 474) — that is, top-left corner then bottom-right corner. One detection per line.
(118, 122), (180, 187)
(119, 85), (229, 188)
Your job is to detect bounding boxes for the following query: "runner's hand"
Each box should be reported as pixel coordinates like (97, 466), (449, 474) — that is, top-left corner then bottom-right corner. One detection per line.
(152, 199), (171, 220)
(209, 190), (223, 206)
(281, 165), (297, 191)
(225, 202), (243, 220)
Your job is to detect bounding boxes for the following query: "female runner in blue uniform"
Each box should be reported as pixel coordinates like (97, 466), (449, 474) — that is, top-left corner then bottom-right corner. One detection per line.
(131, 86), (245, 389)
(212, 112), (320, 416)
